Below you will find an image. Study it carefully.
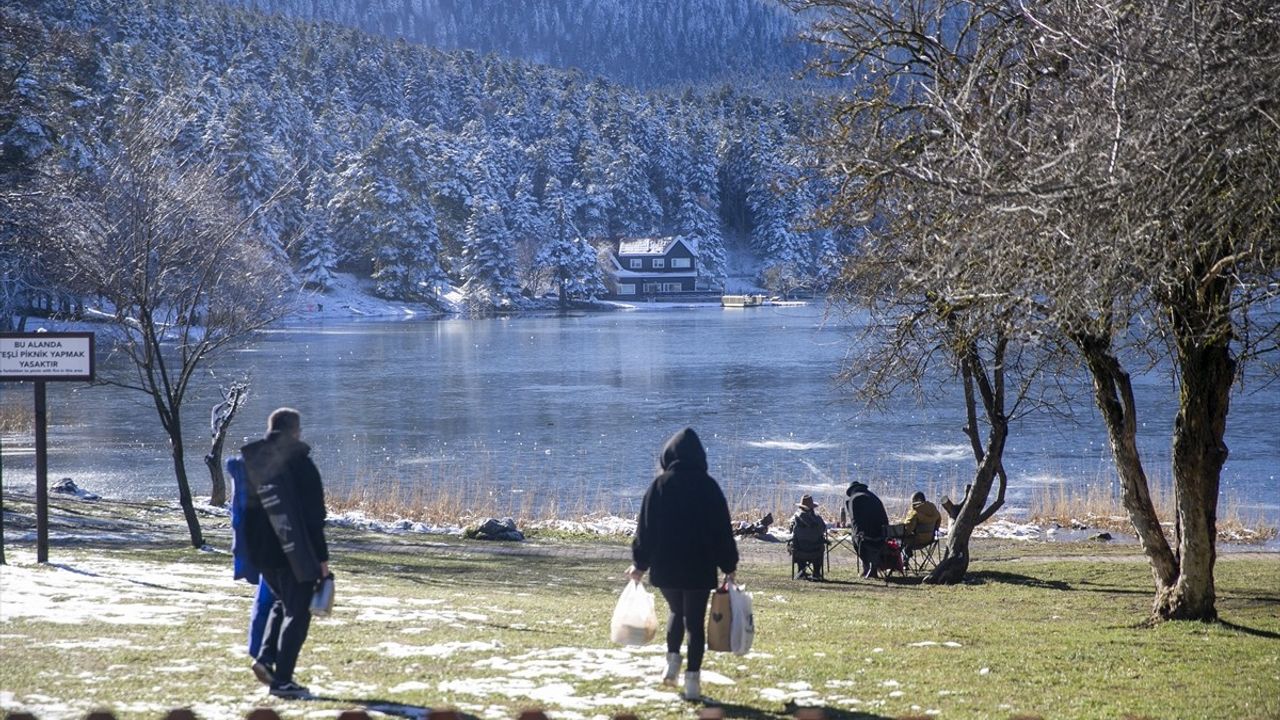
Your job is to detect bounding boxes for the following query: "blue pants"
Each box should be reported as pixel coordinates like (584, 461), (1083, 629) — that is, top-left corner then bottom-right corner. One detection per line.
(248, 578), (275, 658)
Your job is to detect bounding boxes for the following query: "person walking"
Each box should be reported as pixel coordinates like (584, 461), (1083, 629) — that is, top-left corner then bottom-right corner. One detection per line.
(242, 407), (330, 699)
(844, 480), (888, 578)
(628, 427), (739, 702)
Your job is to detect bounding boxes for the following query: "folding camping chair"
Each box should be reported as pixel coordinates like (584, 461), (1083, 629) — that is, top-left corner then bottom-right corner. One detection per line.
(787, 534), (828, 580)
(901, 520), (942, 574)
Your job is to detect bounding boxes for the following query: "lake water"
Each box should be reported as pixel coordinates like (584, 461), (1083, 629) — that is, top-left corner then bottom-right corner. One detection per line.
(2, 304), (1277, 524)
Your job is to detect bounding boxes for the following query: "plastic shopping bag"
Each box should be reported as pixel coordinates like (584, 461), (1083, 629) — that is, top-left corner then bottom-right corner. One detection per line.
(610, 579), (658, 646)
(728, 583), (754, 655)
(310, 572), (335, 617)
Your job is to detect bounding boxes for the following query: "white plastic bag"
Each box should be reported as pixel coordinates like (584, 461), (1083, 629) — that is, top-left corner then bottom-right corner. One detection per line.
(728, 583), (754, 655)
(610, 579), (658, 646)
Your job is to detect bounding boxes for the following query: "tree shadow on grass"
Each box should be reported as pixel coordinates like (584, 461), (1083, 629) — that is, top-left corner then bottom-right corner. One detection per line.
(965, 570), (1072, 591)
(1217, 620), (1280, 640)
(304, 694), (439, 719)
(703, 699), (895, 720)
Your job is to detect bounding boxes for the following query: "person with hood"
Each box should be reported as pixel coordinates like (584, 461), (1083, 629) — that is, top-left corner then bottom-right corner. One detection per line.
(900, 491), (942, 553)
(242, 407), (330, 699)
(843, 481), (888, 578)
(627, 427), (739, 702)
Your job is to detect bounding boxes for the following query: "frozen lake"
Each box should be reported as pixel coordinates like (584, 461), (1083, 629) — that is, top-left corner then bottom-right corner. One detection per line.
(2, 304), (1276, 524)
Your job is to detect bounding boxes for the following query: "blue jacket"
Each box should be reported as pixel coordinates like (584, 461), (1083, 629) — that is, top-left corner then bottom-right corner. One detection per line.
(227, 456), (259, 583)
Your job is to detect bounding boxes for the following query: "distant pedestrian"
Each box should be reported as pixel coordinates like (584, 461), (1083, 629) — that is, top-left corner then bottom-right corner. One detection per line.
(242, 408), (330, 699)
(628, 427), (739, 702)
(227, 454), (276, 658)
(844, 481), (888, 578)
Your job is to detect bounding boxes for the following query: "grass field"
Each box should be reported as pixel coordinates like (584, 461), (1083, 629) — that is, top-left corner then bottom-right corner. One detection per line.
(1, 495), (1277, 720)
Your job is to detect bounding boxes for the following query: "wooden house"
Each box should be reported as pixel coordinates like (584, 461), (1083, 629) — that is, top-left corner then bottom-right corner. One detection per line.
(605, 236), (699, 298)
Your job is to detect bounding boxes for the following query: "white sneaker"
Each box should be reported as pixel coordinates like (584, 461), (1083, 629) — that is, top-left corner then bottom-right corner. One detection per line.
(682, 670), (700, 701)
(662, 652), (681, 686)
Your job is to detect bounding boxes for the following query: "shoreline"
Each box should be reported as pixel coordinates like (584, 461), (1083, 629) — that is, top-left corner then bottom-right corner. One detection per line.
(4, 489), (1275, 552)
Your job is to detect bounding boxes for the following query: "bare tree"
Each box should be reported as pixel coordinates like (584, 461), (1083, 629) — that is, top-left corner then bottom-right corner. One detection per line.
(51, 96), (292, 548)
(204, 382), (249, 508)
(789, 0), (1280, 619)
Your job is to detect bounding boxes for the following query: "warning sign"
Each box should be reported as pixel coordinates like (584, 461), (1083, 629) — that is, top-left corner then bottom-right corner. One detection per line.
(0, 332), (95, 381)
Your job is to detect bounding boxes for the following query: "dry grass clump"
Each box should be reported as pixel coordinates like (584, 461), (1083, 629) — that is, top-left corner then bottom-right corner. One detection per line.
(1030, 481), (1276, 544)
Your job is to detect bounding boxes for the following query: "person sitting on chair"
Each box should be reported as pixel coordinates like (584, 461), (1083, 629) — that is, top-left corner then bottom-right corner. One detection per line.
(900, 491), (941, 558)
(844, 481), (889, 578)
(788, 494), (827, 580)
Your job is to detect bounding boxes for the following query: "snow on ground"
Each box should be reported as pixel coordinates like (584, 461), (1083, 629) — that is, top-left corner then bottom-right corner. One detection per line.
(0, 550), (242, 626)
(284, 272), (450, 321)
(0, 544), (952, 719)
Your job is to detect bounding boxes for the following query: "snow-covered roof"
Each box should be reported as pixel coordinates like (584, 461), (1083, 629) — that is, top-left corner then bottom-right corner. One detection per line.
(617, 236), (696, 257)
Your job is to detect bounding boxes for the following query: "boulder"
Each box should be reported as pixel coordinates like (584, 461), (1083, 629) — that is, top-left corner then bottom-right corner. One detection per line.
(466, 517), (525, 542)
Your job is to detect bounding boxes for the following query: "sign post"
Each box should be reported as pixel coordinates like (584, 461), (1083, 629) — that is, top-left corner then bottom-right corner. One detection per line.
(0, 331), (95, 564)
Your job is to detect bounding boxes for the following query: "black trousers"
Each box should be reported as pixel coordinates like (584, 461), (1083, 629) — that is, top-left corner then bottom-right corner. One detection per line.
(659, 587), (712, 672)
(256, 566), (314, 685)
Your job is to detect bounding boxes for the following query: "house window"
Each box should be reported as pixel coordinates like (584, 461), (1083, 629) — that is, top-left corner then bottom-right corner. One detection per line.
(643, 283), (660, 294)
(671, 257), (691, 269)
(662, 282), (683, 293)
(652, 258), (665, 269)
(618, 283), (636, 295)
(629, 258), (642, 269)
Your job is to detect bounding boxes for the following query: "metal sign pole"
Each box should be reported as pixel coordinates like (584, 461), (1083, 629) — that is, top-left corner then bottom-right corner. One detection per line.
(1, 331), (94, 564)
(35, 380), (48, 563)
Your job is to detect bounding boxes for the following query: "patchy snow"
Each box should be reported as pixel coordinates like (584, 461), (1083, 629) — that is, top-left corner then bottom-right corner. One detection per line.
(327, 509), (465, 537)
(448, 647), (694, 711)
(972, 518), (1048, 541)
(376, 640), (502, 658)
(530, 516), (637, 536)
(0, 550), (242, 626)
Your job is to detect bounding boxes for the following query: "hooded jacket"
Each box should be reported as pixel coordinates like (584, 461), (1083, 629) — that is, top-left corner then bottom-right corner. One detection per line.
(903, 498), (942, 547)
(844, 481), (889, 539)
(631, 428), (739, 589)
(241, 433), (329, 577)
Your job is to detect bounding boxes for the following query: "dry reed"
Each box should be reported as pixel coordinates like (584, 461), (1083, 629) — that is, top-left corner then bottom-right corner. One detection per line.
(1029, 479), (1277, 544)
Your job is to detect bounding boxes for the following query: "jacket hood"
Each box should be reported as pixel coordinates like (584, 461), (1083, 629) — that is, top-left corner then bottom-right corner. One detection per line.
(659, 427), (708, 475)
(846, 481), (868, 496)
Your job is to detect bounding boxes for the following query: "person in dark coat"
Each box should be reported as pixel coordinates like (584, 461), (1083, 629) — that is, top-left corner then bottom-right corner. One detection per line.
(242, 408), (330, 699)
(844, 481), (888, 578)
(628, 427), (739, 702)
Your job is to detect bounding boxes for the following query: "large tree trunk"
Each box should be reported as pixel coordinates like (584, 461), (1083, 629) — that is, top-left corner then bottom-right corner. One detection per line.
(1157, 305), (1234, 621)
(1076, 335), (1180, 609)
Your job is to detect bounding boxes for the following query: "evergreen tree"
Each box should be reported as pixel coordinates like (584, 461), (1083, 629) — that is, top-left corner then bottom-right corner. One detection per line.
(298, 171), (338, 289)
(460, 194), (520, 309)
